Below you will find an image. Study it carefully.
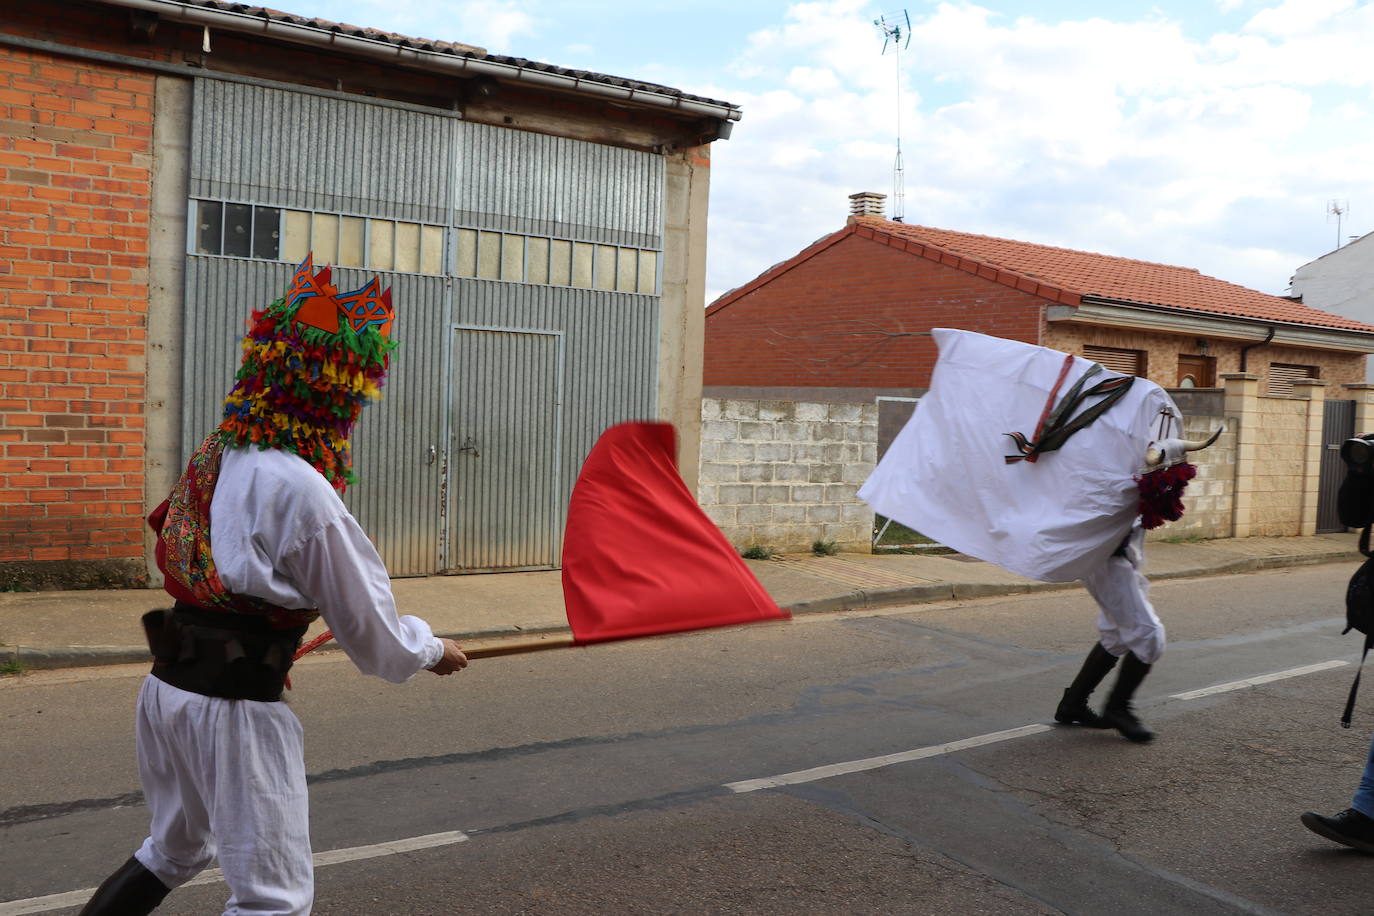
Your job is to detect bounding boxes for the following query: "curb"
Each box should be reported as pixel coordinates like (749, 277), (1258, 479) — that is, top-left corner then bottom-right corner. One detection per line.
(1, 549), (1359, 673)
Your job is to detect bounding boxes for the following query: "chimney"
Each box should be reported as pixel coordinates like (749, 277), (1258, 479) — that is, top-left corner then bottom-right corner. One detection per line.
(848, 191), (887, 222)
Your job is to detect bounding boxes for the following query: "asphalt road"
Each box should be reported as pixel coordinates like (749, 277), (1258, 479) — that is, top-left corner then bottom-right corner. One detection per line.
(5, 563), (1374, 914)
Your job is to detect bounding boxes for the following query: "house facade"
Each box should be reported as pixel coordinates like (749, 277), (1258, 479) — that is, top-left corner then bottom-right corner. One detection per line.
(699, 193), (1374, 552)
(0, 0), (737, 589)
(1291, 232), (1374, 381)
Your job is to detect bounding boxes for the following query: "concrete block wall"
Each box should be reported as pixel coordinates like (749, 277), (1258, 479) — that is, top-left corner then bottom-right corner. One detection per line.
(1224, 373), (1326, 537)
(699, 397), (877, 553)
(1146, 412), (1235, 540)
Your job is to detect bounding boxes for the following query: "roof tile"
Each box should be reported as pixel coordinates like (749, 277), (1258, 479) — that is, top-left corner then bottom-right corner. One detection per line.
(857, 217), (1374, 334)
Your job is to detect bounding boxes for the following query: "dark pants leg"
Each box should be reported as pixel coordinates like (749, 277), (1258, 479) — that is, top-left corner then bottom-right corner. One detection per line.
(1054, 643), (1118, 727)
(1102, 651), (1154, 742)
(79, 856), (171, 915)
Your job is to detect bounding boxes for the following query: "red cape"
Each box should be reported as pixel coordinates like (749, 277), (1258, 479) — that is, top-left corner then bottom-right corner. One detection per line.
(562, 422), (788, 643)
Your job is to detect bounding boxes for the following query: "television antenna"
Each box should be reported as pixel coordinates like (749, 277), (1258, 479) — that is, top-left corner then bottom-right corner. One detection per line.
(1328, 199), (1350, 249)
(874, 10), (911, 222)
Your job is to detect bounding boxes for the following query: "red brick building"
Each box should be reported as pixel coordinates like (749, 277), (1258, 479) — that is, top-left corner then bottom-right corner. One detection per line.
(705, 193), (1374, 397)
(1, 1), (737, 589)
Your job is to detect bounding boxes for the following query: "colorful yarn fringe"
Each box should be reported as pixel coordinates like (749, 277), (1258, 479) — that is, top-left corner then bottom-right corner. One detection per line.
(217, 285), (397, 492)
(1136, 462), (1196, 530)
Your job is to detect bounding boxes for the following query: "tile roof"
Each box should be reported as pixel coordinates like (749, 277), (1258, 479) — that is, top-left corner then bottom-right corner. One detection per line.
(856, 216), (1374, 334)
(143, 1), (738, 110)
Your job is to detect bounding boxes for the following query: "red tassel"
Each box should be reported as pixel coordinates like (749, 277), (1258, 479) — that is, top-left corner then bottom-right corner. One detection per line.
(1136, 462), (1197, 530)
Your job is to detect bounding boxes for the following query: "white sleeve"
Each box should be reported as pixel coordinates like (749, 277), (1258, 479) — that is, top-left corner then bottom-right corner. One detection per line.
(281, 514), (443, 683)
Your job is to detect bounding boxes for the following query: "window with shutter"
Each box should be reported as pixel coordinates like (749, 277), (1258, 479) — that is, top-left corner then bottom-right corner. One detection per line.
(1083, 345), (1145, 376)
(1267, 363), (1318, 396)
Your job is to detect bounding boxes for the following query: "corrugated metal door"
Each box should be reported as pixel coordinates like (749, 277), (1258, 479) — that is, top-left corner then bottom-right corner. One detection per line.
(1319, 399), (1355, 533)
(450, 327), (564, 571)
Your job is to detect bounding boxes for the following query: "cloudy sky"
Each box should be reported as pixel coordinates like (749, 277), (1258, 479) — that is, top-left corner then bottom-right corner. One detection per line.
(292, 0), (1374, 304)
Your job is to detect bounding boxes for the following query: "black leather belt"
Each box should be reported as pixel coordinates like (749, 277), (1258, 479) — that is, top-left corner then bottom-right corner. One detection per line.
(143, 602), (307, 702)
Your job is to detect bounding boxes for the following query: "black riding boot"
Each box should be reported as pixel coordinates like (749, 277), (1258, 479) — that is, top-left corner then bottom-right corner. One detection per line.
(1054, 643), (1118, 727)
(79, 856), (171, 915)
(1101, 651), (1154, 743)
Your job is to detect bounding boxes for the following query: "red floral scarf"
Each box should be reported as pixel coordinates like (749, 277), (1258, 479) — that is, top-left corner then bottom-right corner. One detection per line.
(147, 434), (318, 629)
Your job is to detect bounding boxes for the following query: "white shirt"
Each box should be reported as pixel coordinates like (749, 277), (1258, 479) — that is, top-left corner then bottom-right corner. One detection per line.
(210, 445), (442, 682)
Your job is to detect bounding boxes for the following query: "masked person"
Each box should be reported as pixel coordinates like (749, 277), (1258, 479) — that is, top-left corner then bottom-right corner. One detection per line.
(81, 256), (468, 915)
(861, 329), (1219, 745)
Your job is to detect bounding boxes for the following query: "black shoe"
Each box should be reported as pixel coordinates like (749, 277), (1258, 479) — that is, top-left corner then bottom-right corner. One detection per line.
(1101, 704), (1154, 743)
(79, 856), (171, 915)
(1301, 809), (1374, 854)
(1054, 689), (1108, 727)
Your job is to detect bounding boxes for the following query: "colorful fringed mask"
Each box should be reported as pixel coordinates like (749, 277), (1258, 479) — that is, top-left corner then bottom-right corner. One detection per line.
(217, 254), (396, 492)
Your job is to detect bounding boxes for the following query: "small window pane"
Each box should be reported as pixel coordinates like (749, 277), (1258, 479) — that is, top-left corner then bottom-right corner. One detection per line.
(369, 220), (395, 272)
(549, 240), (572, 285)
(594, 245), (616, 291)
(195, 200), (222, 255)
(339, 217), (366, 267)
(252, 207), (281, 260)
(569, 243), (592, 287)
(637, 250), (657, 294)
(526, 237), (549, 284)
(501, 234), (524, 282)
(616, 248), (637, 292)
(223, 203), (252, 257)
(421, 226), (444, 274)
(311, 214), (339, 264)
(455, 229), (477, 277)
(478, 231), (501, 280)
(394, 222), (420, 273)
(281, 210), (311, 263)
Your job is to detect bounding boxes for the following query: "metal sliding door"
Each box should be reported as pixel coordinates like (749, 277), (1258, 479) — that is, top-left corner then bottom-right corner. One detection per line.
(449, 327), (563, 571)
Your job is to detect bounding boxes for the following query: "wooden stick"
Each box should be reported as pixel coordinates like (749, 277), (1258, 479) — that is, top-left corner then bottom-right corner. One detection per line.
(464, 635), (578, 659)
(295, 631), (578, 663)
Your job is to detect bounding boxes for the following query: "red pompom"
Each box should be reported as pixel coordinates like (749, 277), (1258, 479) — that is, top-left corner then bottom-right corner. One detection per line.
(1136, 462), (1197, 530)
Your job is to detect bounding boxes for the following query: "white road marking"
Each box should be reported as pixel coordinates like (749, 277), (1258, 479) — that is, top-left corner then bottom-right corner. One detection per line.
(725, 724), (1053, 794)
(1169, 660), (1349, 700)
(3, 659), (1351, 913)
(0, 831), (468, 916)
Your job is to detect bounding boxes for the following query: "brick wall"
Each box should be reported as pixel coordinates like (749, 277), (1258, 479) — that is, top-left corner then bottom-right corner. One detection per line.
(704, 231), (1045, 388)
(0, 45), (153, 588)
(699, 397), (876, 553)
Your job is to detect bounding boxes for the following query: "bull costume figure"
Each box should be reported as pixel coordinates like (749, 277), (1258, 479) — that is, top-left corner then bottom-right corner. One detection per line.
(1053, 428), (1223, 741)
(861, 329), (1221, 743)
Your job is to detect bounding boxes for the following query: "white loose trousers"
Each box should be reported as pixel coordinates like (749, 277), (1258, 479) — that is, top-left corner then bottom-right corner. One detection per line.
(134, 676), (313, 915)
(1081, 525), (1166, 664)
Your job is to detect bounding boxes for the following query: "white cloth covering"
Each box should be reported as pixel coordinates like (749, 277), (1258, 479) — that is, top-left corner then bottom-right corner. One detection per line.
(132, 445), (444, 913)
(859, 328), (1182, 583)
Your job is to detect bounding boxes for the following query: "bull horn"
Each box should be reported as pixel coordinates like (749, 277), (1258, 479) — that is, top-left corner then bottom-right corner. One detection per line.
(1182, 425), (1224, 452)
(1143, 425), (1225, 468)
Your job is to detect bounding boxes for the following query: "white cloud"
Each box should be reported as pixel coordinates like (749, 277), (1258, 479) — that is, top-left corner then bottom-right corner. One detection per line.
(698, 0), (1374, 303)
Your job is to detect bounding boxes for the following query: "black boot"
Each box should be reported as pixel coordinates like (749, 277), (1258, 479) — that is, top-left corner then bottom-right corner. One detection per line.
(79, 856), (171, 915)
(1055, 643), (1118, 727)
(1101, 652), (1154, 743)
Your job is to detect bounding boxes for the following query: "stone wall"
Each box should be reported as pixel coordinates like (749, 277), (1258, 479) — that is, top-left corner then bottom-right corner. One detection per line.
(699, 397), (876, 553)
(1147, 411), (1236, 541)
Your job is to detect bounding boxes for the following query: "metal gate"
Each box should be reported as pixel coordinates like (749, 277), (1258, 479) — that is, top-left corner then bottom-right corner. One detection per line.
(449, 327), (564, 571)
(1318, 399), (1355, 533)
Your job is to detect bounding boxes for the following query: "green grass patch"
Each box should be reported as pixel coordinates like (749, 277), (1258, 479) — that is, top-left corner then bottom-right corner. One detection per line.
(0, 658), (25, 677)
(740, 545), (776, 560)
(873, 516), (936, 547)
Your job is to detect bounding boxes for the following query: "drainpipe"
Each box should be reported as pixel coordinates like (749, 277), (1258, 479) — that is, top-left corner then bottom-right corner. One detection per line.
(1239, 327), (1275, 372)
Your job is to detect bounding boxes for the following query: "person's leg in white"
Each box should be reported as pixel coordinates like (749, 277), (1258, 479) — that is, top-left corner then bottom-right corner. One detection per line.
(209, 695), (314, 915)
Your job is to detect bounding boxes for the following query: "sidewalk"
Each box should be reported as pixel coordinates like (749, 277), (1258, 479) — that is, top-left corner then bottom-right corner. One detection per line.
(1, 532), (1363, 670)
